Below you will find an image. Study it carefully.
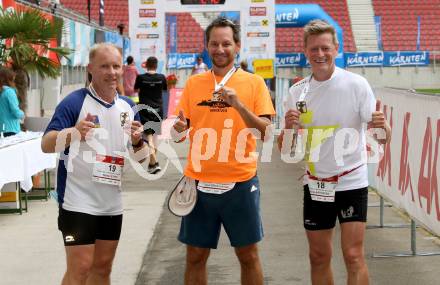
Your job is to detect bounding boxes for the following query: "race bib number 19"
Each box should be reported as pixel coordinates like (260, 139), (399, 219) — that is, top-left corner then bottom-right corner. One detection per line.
(92, 154), (124, 186)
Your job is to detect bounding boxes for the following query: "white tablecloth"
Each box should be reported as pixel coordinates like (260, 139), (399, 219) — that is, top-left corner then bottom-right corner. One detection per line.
(0, 136), (57, 192)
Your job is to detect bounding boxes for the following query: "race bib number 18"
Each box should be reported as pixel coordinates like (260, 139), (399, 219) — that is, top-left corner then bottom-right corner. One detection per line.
(308, 176), (337, 202)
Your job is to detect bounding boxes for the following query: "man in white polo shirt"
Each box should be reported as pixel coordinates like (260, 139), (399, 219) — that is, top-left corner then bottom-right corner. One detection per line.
(42, 43), (146, 285)
(278, 20), (390, 285)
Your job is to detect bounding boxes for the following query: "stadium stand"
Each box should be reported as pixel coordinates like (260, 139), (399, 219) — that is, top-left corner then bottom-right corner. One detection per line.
(372, 0), (440, 59)
(59, 0), (129, 33)
(275, 0), (357, 53)
(167, 12), (205, 54)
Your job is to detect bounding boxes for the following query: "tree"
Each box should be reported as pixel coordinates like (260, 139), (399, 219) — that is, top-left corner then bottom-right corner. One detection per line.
(0, 7), (70, 111)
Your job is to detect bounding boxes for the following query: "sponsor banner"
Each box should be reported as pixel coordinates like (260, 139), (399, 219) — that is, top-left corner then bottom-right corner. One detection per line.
(275, 52), (429, 67)
(247, 18), (269, 27)
(369, 89), (440, 235)
(166, 15), (177, 53)
(166, 53), (197, 69)
(417, 16), (421, 51)
(247, 32), (269, 37)
(383, 51), (430, 66)
(253, 59), (274, 79)
(374, 16), (383, 50)
(248, 43), (268, 54)
(129, 0), (165, 72)
(129, 0), (275, 72)
(344, 52), (384, 67)
(139, 8), (156, 18)
(137, 20), (159, 29)
(275, 53), (307, 67)
(176, 53), (197, 69)
(167, 53), (178, 69)
(275, 5), (300, 26)
(250, 6), (266, 16)
(139, 45), (157, 56)
(136, 33), (159, 39)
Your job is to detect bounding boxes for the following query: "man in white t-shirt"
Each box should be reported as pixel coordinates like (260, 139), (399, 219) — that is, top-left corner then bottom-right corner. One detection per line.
(278, 20), (390, 285)
(191, 56), (208, 75)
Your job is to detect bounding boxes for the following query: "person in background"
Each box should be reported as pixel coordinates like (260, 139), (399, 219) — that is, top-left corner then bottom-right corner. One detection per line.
(123, 56), (139, 98)
(240, 60), (252, 73)
(0, 67), (24, 137)
(191, 56), (208, 75)
(134, 56), (167, 174)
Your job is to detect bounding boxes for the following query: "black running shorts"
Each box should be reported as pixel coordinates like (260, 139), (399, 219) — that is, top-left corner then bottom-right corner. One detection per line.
(303, 185), (368, 231)
(58, 207), (123, 246)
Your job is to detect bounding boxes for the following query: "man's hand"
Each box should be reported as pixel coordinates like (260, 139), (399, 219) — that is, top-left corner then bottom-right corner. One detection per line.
(368, 99), (391, 144)
(284, 109), (302, 129)
(75, 113), (95, 141)
(369, 100), (386, 129)
(219, 86), (242, 109)
(172, 110), (188, 143)
(129, 120), (144, 146)
(173, 110), (188, 133)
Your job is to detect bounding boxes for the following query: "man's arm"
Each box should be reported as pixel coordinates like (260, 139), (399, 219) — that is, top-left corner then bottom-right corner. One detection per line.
(219, 86), (272, 139)
(234, 103), (272, 139)
(41, 114), (95, 153)
(277, 109), (301, 153)
(41, 128), (80, 153)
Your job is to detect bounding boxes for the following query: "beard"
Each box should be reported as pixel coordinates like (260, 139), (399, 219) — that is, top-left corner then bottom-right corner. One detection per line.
(211, 55), (234, 69)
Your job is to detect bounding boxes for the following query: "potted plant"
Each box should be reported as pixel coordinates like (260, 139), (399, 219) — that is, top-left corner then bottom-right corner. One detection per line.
(166, 73), (178, 89)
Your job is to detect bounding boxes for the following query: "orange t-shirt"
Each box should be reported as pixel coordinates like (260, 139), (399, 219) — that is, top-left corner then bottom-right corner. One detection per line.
(176, 68), (275, 183)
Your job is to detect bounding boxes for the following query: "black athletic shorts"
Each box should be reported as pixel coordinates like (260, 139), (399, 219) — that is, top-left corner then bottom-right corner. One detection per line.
(139, 109), (162, 135)
(303, 185), (368, 231)
(58, 207), (123, 246)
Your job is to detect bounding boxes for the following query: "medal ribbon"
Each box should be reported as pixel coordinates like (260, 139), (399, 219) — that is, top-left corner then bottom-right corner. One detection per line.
(212, 66), (237, 93)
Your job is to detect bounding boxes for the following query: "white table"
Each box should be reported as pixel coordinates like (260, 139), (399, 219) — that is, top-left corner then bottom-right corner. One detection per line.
(0, 135), (57, 192)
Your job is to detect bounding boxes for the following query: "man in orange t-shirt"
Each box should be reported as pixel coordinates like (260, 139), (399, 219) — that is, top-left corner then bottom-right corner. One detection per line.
(172, 17), (275, 285)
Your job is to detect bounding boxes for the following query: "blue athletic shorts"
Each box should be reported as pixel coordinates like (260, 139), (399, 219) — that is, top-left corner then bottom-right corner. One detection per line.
(178, 175), (263, 249)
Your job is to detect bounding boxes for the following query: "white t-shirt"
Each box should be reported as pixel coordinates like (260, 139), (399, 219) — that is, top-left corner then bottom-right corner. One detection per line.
(45, 88), (139, 215)
(192, 62), (207, 75)
(284, 67), (376, 191)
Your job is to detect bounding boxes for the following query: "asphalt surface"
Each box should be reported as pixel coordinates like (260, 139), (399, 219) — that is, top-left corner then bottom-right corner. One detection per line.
(1, 141), (440, 284)
(136, 142), (440, 285)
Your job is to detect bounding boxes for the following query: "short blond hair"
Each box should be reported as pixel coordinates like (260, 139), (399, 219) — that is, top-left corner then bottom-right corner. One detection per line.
(303, 20), (338, 48)
(89, 43), (122, 62)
